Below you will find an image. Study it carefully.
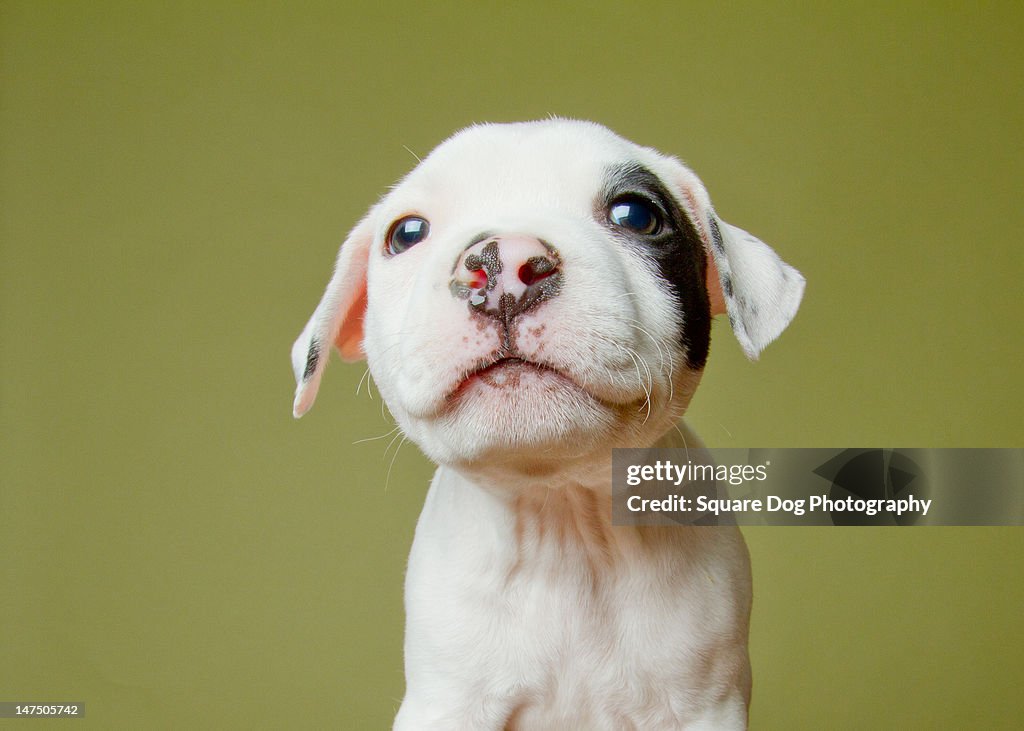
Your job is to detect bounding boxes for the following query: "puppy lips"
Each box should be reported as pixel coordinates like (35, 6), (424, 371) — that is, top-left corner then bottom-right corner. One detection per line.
(436, 354), (653, 414)
(446, 356), (578, 401)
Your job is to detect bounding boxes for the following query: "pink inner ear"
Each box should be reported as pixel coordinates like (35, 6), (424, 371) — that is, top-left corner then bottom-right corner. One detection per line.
(334, 285), (368, 361)
(706, 253), (727, 316)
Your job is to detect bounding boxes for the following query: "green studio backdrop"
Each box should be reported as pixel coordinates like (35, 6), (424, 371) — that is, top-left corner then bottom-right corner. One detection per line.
(2, 2), (1022, 728)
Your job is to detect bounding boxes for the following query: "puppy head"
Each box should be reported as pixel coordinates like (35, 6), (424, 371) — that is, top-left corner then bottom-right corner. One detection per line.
(291, 120), (804, 469)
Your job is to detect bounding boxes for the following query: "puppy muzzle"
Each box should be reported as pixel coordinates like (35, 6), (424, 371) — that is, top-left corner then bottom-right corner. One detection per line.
(449, 234), (563, 329)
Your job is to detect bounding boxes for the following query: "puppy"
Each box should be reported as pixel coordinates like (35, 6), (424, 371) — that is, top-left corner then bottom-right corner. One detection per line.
(291, 120), (804, 729)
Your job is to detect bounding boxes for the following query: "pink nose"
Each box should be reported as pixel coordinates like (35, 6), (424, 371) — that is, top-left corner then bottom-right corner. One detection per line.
(450, 235), (562, 324)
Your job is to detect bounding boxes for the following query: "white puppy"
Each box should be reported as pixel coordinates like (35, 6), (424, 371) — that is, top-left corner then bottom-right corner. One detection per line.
(291, 120), (804, 729)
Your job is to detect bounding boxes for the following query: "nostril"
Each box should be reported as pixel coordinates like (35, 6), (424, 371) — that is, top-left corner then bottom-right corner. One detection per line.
(466, 267), (487, 289)
(518, 257), (557, 287)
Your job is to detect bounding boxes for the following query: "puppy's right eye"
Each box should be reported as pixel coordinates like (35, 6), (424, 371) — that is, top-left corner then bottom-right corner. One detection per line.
(387, 216), (430, 255)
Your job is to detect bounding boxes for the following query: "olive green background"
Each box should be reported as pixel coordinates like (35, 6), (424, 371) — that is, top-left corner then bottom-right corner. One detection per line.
(2, 2), (1022, 729)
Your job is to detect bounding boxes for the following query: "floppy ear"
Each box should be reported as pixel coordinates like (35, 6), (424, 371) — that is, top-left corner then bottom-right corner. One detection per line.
(669, 163), (805, 360)
(290, 211), (376, 418)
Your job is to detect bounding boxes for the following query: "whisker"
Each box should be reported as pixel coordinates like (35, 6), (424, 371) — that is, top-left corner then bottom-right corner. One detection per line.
(612, 290), (644, 301)
(401, 144), (422, 163)
(384, 435), (409, 493)
(616, 343), (652, 424)
(620, 316), (674, 395)
(383, 426), (405, 461)
(356, 367), (374, 398)
(672, 422), (691, 461)
(353, 425), (402, 445)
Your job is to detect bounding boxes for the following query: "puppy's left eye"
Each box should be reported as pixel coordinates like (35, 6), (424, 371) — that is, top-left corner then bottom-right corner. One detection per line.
(387, 216), (430, 255)
(609, 198), (661, 235)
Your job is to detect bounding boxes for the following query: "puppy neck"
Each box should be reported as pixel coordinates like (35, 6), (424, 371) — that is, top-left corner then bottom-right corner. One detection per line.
(446, 418), (701, 494)
(435, 422), (703, 581)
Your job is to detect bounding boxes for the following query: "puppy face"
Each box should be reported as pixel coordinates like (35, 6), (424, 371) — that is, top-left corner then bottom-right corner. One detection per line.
(291, 120), (804, 469)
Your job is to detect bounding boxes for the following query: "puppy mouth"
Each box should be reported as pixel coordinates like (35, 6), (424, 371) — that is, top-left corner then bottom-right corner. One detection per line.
(446, 353), (578, 401)
(477, 356), (541, 382)
(434, 348), (661, 418)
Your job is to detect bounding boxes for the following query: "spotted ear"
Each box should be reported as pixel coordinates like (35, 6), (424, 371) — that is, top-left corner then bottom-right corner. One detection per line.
(290, 211), (376, 418)
(703, 216), (805, 358)
(667, 163), (805, 359)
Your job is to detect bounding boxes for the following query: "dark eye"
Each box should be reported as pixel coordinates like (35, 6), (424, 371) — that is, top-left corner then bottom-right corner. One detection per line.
(387, 216), (430, 254)
(609, 198), (661, 235)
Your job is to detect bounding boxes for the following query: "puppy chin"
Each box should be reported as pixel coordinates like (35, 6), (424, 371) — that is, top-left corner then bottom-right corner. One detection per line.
(416, 372), (622, 466)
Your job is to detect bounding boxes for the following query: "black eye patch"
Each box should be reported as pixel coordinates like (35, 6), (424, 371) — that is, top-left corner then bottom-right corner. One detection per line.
(600, 162), (712, 370)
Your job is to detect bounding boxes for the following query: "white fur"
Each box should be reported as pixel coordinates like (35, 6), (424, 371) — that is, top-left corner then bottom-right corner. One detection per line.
(291, 120), (804, 729)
